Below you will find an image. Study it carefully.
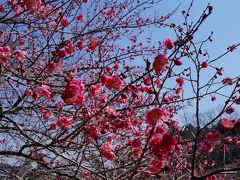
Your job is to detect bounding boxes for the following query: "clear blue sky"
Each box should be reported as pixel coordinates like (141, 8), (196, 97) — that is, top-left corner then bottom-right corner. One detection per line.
(153, 0), (240, 77)
(140, 0), (240, 122)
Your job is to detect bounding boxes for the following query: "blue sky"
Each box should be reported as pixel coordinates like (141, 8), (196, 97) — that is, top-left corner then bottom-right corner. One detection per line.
(154, 0), (240, 77)
(143, 0), (240, 123)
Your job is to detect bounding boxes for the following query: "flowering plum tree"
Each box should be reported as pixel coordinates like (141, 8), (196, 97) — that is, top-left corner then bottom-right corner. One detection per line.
(0, 0), (239, 179)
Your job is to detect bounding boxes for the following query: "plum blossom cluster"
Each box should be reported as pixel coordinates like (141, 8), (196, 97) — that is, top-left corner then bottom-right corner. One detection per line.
(0, 46), (11, 64)
(146, 108), (170, 126)
(101, 142), (115, 160)
(61, 78), (85, 105)
(22, 0), (42, 11)
(150, 132), (177, 156)
(153, 54), (169, 74)
(220, 118), (237, 130)
(200, 130), (221, 154)
(0, 46), (28, 64)
(102, 75), (124, 91)
(57, 116), (72, 131)
(165, 38), (174, 49)
(148, 128), (177, 173)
